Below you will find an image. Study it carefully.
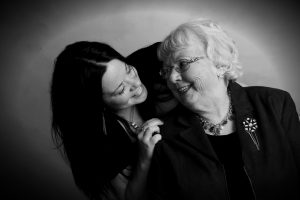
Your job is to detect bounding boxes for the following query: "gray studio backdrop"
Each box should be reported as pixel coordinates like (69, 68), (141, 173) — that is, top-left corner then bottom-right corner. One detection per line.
(1, 0), (299, 199)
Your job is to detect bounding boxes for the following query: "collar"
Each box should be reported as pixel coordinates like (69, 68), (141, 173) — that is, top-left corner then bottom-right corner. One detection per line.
(229, 81), (254, 119)
(229, 81), (260, 151)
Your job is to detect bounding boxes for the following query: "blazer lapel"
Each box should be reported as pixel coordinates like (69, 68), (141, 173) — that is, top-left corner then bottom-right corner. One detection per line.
(230, 82), (261, 151)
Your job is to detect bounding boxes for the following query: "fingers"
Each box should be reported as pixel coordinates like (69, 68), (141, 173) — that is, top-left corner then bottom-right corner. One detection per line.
(136, 118), (163, 161)
(138, 118), (164, 142)
(150, 133), (162, 144)
(141, 118), (164, 129)
(137, 125), (161, 142)
(142, 125), (161, 142)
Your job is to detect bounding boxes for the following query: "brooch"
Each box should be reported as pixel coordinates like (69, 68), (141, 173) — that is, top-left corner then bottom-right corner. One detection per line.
(243, 117), (260, 150)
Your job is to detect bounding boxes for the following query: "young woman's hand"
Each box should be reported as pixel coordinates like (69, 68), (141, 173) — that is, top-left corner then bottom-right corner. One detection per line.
(137, 118), (163, 166)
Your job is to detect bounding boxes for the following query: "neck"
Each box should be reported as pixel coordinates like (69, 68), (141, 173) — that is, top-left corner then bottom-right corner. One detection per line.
(196, 88), (230, 124)
(196, 89), (233, 136)
(116, 106), (143, 125)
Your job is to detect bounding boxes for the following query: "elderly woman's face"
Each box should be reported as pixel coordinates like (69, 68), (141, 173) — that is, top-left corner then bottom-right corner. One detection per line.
(102, 59), (147, 110)
(164, 43), (222, 109)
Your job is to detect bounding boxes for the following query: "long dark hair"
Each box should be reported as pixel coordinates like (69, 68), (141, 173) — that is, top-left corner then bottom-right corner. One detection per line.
(51, 41), (136, 199)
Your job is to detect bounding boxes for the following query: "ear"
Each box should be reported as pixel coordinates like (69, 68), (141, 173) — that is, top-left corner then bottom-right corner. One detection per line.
(216, 64), (231, 78)
(216, 67), (225, 78)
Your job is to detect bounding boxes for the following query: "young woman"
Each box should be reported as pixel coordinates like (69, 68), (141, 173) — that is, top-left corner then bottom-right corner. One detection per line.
(50, 41), (162, 200)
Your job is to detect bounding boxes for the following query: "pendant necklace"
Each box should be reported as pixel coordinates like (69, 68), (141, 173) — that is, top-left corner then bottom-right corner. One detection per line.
(126, 106), (142, 131)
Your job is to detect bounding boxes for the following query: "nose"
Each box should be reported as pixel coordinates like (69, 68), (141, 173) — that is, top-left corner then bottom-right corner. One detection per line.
(168, 66), (181, 84)
(129, 81), (140, 92)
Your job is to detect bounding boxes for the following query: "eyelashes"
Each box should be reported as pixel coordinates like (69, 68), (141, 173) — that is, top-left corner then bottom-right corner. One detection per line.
(118, 86), (125, 95)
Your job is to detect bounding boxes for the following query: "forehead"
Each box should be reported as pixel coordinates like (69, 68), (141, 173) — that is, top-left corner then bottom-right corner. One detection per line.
(102, 59), (125, 93)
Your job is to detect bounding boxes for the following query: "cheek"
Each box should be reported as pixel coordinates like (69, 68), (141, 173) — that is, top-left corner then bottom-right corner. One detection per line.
(193, 76), (206, 92)
(188, 66), (217, 90)
(193, 74), (217, 93)
(104, 96), (130, 110)
(183, 68), (207, 91)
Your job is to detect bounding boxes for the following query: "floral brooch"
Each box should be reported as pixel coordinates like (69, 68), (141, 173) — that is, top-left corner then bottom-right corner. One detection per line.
(243, 117), (260, 150)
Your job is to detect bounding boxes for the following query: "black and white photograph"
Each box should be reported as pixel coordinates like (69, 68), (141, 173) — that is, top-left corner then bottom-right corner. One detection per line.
(1, 0), (299, 199)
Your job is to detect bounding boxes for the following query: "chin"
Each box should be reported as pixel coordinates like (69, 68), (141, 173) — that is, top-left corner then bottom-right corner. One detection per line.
(140, 91), (148, 102)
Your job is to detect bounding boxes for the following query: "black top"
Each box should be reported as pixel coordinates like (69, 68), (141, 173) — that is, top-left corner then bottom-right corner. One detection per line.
(207, 132), (255, 200)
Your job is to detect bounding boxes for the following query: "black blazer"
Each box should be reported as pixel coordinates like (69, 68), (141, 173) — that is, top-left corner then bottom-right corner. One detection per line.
(148, 82), (300, 200)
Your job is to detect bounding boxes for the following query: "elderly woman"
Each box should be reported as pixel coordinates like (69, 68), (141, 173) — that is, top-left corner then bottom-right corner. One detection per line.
(148, 19), (300, 200)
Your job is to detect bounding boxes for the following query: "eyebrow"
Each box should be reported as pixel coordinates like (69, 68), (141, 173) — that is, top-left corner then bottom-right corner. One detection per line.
(177, 56), (206, 61)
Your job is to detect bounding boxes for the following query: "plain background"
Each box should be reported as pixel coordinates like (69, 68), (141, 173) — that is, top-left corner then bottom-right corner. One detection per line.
(0, 0), (299, 199)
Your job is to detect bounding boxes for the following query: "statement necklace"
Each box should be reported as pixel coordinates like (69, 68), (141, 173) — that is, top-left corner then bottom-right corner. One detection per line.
(197, 93), (233, 136)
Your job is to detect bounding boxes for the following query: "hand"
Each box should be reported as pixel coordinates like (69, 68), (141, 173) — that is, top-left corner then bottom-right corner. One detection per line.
(137, 118), (163, 164)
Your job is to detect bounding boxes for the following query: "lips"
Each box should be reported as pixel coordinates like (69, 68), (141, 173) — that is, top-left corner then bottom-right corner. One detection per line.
(177, 84), (192, 95)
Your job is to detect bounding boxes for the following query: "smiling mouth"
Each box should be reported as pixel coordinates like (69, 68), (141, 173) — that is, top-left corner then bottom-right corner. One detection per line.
(177, 85), (192, 95)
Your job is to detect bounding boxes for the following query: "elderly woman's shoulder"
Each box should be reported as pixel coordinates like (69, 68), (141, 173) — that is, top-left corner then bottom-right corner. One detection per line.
(161, 104), (190, 120)
(244, 85), (292, 103)
(159, 105), (193, 136)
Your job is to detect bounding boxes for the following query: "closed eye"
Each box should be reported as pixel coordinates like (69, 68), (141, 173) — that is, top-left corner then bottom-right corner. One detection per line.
(118, 86), (125, 95)
(113, 84), (126, 96)
(178, 60), (190, 71)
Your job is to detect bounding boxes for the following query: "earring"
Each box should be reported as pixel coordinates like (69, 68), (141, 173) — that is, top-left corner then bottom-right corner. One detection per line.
(217, 73), (224, 78)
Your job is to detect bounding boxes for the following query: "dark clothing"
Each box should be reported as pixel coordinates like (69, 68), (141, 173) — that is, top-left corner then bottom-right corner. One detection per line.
(148, 82), (300, 200)
(71, 112), (137, 199)
(207, 133), (254, 200)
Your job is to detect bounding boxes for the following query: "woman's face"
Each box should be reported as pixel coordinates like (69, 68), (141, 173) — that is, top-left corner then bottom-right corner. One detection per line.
(102, 59), (147, 111)
(163, 43), (222, 110)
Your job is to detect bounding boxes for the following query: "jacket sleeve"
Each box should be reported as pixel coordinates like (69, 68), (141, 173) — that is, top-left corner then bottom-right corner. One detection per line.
(280, 92), (300, 173)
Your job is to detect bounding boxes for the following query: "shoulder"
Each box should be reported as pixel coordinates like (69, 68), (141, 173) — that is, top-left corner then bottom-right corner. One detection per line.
(242, 85), (295, 117)
(244, 85), (292, 106)
(244, 85), (290, 99)
(160, 105), (190, 129)
(158, 105), (195, 142)
(230, 81), (291, 104)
